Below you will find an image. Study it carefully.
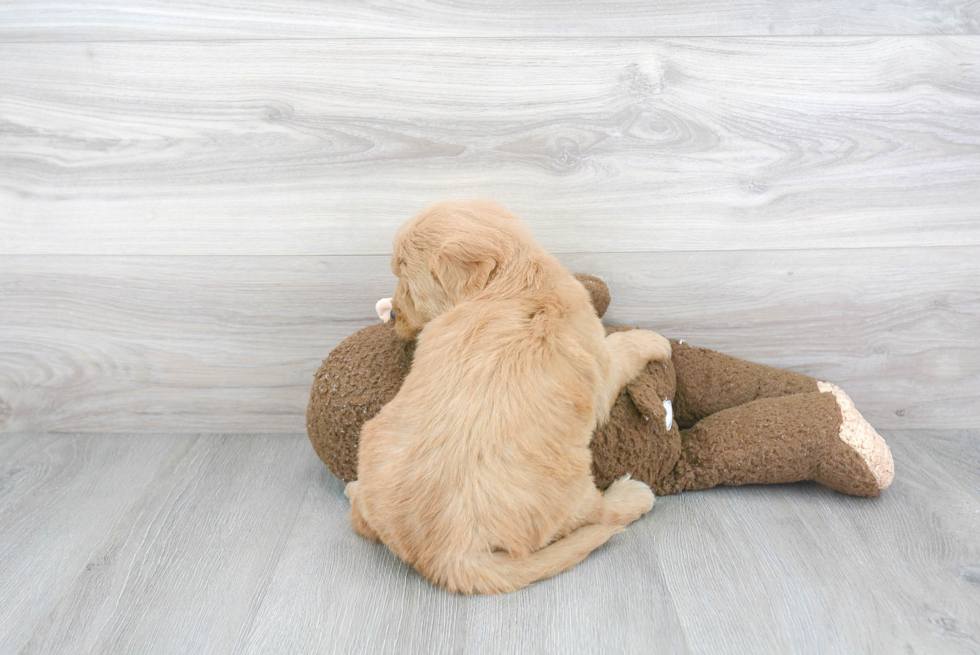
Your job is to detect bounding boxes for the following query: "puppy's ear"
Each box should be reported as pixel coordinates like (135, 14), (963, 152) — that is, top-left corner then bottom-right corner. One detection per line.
(430, 238), (500, 300)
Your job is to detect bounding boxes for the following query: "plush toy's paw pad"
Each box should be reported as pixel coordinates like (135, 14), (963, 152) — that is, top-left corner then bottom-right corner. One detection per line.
(376, 298), (393, 323)
(818, 381), (895, 491)
(602, 474), (655, 525)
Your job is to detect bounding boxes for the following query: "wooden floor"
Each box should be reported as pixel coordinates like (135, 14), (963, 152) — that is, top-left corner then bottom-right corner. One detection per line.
(1, 430), (977, 654)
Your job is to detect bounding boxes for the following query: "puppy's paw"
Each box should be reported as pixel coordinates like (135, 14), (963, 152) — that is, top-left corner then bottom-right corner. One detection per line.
(602, 474), (655, 526)
(636, 329), (671, 362)
(607, 329), (671, 366)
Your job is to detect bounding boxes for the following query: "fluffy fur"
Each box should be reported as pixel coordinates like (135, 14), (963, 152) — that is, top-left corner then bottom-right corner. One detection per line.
(347, 200), (671, 594)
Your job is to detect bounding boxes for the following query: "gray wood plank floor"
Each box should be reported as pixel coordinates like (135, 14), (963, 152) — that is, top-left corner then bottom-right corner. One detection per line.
(1, 431), (977, 655)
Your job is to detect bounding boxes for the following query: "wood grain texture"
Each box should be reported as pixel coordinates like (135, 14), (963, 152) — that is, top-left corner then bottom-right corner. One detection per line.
(1, 0), (978, 40)
(240, 454), (470, 655)
(241, 452), (692, 655)
(5, 431), (972, 654)
(2, 248), (976, 433)
(648, 429), (980, 654)
(0, 433), (183, 654)
(2, 38), (979, 255)
(20, 433), (313, 654)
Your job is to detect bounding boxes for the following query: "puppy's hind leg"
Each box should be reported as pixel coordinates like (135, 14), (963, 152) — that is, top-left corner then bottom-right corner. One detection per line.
(596, 475), (655, 526)
(558, 473), (654, 538)
(345, 481), (380, 542)
(441, 478), (654, 594)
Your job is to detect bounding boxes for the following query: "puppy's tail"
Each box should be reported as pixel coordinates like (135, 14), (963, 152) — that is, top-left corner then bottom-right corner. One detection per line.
(441, 523), (624, 595)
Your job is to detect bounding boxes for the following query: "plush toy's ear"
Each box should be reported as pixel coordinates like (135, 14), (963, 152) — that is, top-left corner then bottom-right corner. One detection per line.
(572, 274), (610, 318)
(430, 238), (500, 300)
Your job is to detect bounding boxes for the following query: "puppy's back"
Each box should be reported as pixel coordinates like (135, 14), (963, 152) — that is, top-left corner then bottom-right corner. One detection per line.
(357, 275), (608, 588)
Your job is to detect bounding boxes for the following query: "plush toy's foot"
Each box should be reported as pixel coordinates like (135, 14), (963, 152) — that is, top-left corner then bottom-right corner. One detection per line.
(816, 381), (895, 493)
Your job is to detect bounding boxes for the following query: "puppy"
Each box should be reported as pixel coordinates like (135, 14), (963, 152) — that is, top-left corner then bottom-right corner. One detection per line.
(346, 200), (671, 594)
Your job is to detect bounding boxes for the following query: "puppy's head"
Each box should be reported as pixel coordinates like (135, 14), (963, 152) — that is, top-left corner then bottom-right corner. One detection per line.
(390, 200), (514, 339)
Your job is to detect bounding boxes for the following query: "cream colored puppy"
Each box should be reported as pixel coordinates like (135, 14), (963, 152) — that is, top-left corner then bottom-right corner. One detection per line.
(346, 200), (671, 594)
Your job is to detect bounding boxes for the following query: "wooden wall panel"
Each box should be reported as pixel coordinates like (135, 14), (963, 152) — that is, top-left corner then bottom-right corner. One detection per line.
(1, 248), (975, 432)
(2, 38), (978, 256)
(0, 1), (977, 40)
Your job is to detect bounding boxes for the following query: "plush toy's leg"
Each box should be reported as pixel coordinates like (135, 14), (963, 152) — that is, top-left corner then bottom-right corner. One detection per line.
(671, 340), (819, 429)
(656, 388), (894, 497)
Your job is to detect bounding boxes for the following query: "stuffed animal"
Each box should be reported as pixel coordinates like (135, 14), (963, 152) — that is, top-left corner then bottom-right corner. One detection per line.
(307, 274), (893, 498)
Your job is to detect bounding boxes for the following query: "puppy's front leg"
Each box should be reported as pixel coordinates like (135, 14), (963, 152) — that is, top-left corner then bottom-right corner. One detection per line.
(600, 329), (671, 414)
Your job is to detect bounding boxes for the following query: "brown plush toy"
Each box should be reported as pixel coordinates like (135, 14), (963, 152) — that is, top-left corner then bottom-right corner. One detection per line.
(307, 274), (894, 498)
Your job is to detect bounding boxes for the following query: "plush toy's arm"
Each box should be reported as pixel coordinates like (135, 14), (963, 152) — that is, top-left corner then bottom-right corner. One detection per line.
(625, 366), (673, 430)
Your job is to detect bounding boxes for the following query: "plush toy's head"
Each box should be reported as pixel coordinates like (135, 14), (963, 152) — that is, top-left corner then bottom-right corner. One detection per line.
(306, 273), (676, 486)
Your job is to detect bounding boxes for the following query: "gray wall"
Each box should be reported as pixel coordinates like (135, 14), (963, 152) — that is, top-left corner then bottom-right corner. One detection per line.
(2, 3), (978, 432)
